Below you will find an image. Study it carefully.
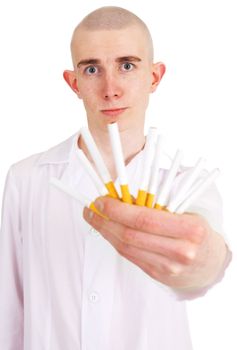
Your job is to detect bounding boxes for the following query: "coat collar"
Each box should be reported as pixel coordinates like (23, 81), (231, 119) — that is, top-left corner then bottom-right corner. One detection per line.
(37, 129), (172, 170)
(37, 131), (80, 165)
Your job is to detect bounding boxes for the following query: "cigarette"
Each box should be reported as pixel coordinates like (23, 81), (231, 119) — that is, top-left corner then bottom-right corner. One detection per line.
(107, 123), (133, 204)
(175, 168), (220, 214)
(155, 149), (182, 210)
(76, 149), (108, 197)
(50, 177), (105, 217)
(80, 127), (119, 199)
(135, 127), (158, 206)
(146, 134), (163, 208)
(167, 157), (205, 213)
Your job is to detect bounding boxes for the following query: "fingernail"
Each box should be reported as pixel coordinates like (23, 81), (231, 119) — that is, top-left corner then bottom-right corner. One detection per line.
(84, 207), (94, 222)
(94, 198), (104, 212)
(88, 209), (94, 221)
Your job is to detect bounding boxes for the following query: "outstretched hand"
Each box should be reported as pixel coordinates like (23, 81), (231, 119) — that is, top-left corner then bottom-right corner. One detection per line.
(83, 196), (227, 291)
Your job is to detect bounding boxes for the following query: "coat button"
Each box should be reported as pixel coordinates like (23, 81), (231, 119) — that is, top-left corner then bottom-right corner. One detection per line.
(89, 292), (100, 303)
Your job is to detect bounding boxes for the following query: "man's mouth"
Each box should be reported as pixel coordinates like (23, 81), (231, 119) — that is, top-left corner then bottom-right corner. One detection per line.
(100, 107), (128, 117)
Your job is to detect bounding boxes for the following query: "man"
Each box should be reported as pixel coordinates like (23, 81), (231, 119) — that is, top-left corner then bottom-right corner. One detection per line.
(0, 6), (231, 350)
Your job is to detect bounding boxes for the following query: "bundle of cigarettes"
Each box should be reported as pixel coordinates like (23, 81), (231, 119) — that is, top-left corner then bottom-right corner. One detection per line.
(50, 122), (219, 216)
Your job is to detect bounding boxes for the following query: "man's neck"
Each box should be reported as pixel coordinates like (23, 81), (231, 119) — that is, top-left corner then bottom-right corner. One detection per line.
(78, 125), (145, 180)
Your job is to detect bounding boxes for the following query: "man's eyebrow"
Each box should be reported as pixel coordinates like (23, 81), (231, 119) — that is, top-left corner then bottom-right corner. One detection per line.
(77, 56), (142, 68)
(115, 56), (142, 63)
(77, 59), (100, 68)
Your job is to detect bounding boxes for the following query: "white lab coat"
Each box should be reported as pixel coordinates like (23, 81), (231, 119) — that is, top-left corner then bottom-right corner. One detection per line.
(0, 132), (230, 350)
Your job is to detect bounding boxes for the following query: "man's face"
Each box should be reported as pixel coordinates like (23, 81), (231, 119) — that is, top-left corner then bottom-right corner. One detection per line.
(70, 26), (163, 132)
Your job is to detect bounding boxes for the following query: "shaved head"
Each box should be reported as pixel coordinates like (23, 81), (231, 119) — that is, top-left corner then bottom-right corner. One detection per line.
(70, 6), (154, 66)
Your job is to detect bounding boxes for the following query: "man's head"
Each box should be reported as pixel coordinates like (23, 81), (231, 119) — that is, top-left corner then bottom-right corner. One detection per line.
(64, 6), (165, 131)
(70, 6), (154, 67)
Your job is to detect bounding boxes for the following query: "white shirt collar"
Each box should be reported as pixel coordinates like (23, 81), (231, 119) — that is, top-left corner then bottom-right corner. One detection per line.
(37, 129), (172, 170)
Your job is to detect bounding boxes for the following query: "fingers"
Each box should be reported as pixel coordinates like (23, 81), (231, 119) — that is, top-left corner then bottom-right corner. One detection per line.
(93, 196), (207, 244)
(125, 255), (185, 288)
(84, 206), (183, 277)
(83, 199), (221, 290)
(83, 206), (199, 266)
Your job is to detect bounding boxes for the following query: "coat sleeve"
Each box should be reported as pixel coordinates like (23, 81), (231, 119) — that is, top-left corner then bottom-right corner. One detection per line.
(0, 167), (24, 349)
(170, 181), (232, 300)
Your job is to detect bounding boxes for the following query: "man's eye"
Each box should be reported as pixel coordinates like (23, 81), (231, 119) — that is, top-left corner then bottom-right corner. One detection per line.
(121, 62), (134, 71)
(85, 66), (98, 75)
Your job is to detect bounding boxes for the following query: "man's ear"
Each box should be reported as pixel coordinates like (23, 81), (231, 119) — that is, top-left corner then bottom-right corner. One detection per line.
(63, 70), (81, 97)
(150, 62), (166, 93)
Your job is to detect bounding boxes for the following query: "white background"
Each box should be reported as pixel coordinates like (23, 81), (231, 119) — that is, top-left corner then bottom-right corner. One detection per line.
(0, 0), (236, 348)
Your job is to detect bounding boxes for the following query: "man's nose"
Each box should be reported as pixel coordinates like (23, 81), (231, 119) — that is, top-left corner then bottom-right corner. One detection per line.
(102, 72), (123, 100)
